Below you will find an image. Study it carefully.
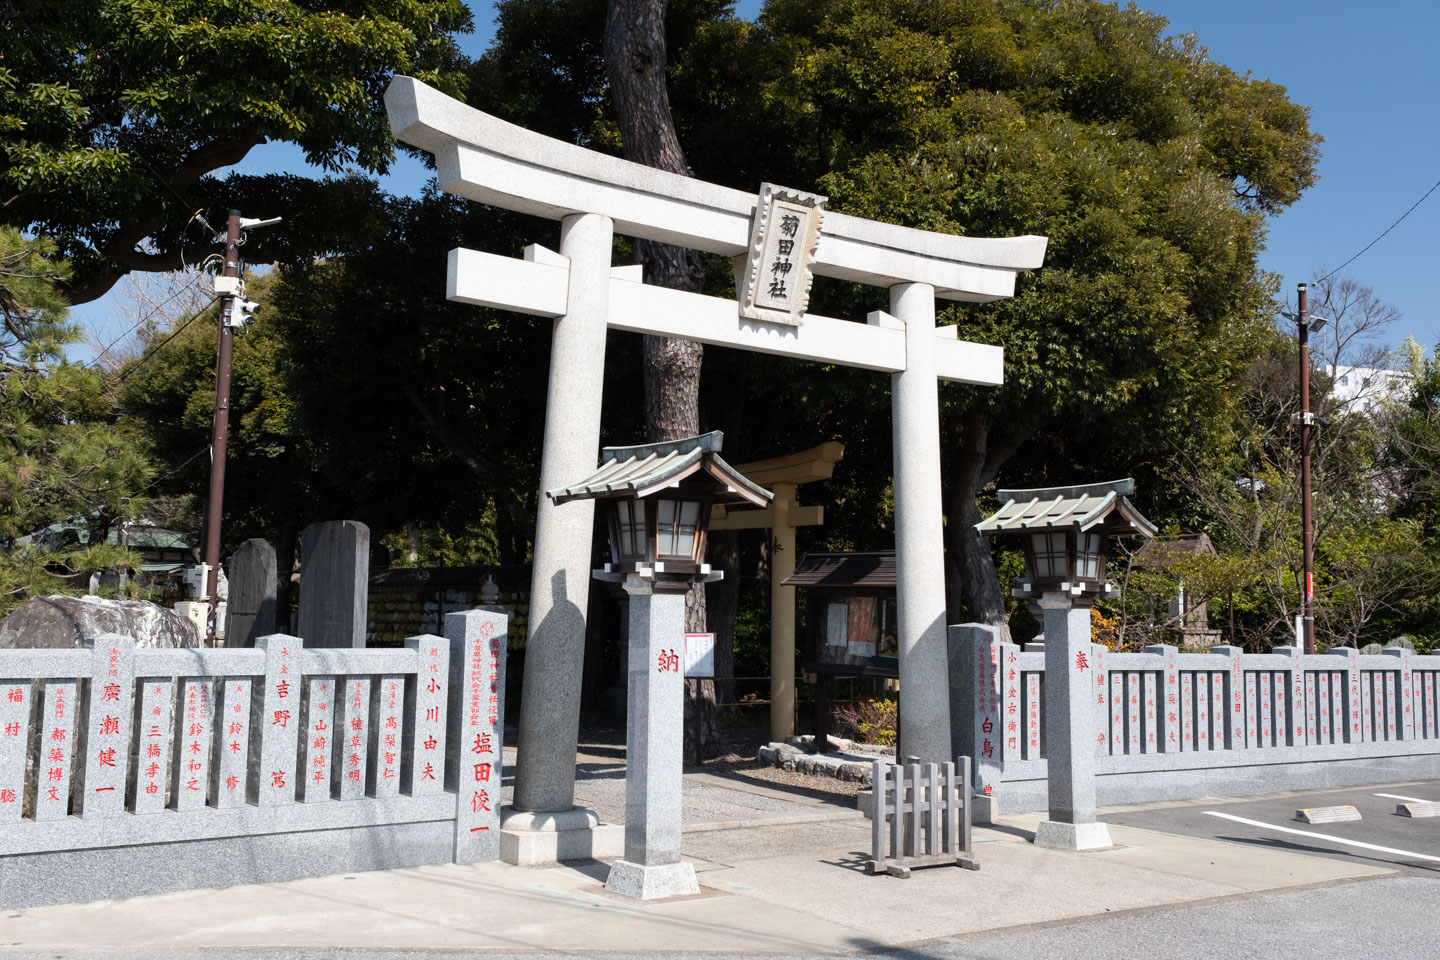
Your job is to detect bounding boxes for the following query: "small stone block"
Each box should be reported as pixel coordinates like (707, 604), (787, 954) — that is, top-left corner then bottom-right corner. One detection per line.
(1034, 820), (1114, 851)
(603, 859), (700, 900)
(406, 635), (449, 796)
(211, 677), (251, 807)
(0, 680), (31, 820)
(298, 676), (335, 803)
(34, 679), (77, 820)
(78, 635), (135, 818)
(368, 674), (405, 798)
(171, 678), (214, 811)
(253, 634), (302, 805)
(445, 609), (507, 863)
(1295, 805), (1361, 823)
(335, 677), (370, 800)
(133, 679), (173, 814)
(1395, 802), (1440, 818)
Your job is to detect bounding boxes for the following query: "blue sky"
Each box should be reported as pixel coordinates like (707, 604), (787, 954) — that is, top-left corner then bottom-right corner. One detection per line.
(72, 0), (1440, 360)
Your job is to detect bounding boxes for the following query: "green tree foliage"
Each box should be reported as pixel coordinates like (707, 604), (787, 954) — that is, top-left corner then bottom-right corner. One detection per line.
(1, 0), (473, 302)
(0, 229), (152, 614)
(471, 0), (1322, 636)
(119, 193), (554, 570)
(1170, 325), (1434, 650)
(659, 0), (1323, 626)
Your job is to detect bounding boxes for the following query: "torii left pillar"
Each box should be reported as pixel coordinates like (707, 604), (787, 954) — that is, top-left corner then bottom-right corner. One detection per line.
(512, 213), (614, 815)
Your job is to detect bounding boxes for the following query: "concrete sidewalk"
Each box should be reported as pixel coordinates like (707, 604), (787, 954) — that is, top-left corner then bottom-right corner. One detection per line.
(0, 763), (1401, 955)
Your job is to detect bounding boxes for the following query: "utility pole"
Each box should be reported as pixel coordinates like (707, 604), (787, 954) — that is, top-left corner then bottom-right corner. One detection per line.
(201, 210), (243, 646)
(201, 210), (278, 645)
(1296, 282), (1316, 654)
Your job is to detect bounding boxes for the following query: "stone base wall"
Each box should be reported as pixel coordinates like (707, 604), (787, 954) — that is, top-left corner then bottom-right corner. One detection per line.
(993, 744), (1440, 816)
(0, 817), (455, 909)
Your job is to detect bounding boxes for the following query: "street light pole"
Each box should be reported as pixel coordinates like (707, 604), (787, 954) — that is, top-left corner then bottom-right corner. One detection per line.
(1297, 282), (1316, 654)
(202, 210), (243, 647)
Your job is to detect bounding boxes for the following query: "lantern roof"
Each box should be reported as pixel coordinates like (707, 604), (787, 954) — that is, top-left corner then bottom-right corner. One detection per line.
(547, 430), (773, 508)
(975, 478), (1157, 539)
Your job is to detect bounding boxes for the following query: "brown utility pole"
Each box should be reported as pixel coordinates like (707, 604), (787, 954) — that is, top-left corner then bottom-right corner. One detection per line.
(202, 210), (243, 646)
(1296, 282), (1316, 654)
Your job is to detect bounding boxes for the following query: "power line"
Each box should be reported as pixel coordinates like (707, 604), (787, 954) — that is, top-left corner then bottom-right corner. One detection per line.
(116, 305), (213, 384)
(90, 278), (212, 370)
(1314, 176), (1440, 286)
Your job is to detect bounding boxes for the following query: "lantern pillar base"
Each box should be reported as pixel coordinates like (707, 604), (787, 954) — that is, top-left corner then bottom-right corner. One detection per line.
(1034, 819), (1114, 852)
(1039, 591), (1106, 834)
(604, 859), (700, 900)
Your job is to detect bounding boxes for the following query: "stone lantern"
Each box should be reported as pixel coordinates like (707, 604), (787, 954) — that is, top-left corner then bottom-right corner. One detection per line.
(975, 478), (1155, 851)
(550, 431), (770, 591)
(547, 430), (770, 898)
(976, 479), (1157, 604)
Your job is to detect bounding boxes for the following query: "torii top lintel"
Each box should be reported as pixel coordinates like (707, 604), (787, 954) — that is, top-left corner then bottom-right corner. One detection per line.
(385, 77), (1047, 303)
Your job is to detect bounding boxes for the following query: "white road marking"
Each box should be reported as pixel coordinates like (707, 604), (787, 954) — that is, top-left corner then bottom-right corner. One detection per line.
(1203, 810), (1440, 864)
(1376, 792), (1431, 803)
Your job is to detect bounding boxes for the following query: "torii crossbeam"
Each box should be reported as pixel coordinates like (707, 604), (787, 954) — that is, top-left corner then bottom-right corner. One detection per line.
(385, 77), (1047, 844)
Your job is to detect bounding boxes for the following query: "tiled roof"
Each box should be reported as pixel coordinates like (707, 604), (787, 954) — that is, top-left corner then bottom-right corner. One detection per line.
(782, 551), (896, 588)
(975, 478), (1157, 538)
(546, 430), (772, 507)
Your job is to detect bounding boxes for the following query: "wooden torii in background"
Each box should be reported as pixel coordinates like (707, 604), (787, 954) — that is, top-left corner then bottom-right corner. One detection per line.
(708, 441), (844, 741)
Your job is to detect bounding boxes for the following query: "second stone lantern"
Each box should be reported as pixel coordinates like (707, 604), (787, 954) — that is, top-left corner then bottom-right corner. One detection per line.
(976, 478), (1156, 850)
(548, 430), (771, 898)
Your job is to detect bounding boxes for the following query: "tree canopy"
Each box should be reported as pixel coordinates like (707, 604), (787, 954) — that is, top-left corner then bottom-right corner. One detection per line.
(1, 0), (472, 302)
(1, 228), (152, 614)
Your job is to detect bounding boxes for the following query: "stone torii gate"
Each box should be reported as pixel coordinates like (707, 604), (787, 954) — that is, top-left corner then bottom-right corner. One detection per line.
(385, 78), (1047, 842)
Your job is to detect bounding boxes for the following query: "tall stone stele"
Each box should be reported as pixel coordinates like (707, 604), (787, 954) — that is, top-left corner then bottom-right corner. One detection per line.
(547, 431), (771, 899)
(976, 479), (1156, 851)
(298, 521), (370, 648)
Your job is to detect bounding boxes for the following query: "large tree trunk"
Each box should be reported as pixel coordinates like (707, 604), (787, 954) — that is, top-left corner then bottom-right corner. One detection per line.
(942, 406), (1040, 643)
(604, 0), (718, 760)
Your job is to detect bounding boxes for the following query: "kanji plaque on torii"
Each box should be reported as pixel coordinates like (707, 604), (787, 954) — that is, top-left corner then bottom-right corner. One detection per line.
(737, 183), (824, 326)
(385, 76), (1048, 860)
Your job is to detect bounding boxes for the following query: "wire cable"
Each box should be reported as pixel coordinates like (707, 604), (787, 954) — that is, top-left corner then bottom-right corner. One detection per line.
(115, 302), (216, 384)
(90, 277), (210, 370)
(1314, 176), (1440, 285)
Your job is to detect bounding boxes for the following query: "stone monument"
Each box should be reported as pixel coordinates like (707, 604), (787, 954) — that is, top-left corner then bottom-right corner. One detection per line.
(298, 520), (370, 648)
(224, 537), (278, 647)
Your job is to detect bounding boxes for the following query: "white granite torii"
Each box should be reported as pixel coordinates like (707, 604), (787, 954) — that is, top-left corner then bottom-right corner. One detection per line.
(384, 77), (1048, 832)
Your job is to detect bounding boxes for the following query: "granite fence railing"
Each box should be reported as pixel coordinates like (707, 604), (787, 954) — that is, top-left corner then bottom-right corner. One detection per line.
(951, 626), (1440, 817)
(0, 608), (506, 908)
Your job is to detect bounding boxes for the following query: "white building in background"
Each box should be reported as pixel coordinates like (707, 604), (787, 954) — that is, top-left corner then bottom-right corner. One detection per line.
(1327, 364), (1411, 414)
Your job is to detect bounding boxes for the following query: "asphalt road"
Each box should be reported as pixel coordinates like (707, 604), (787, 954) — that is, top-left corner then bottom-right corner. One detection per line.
(1104, 779), (1440, 879)
(4, 876), (1438, 960)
